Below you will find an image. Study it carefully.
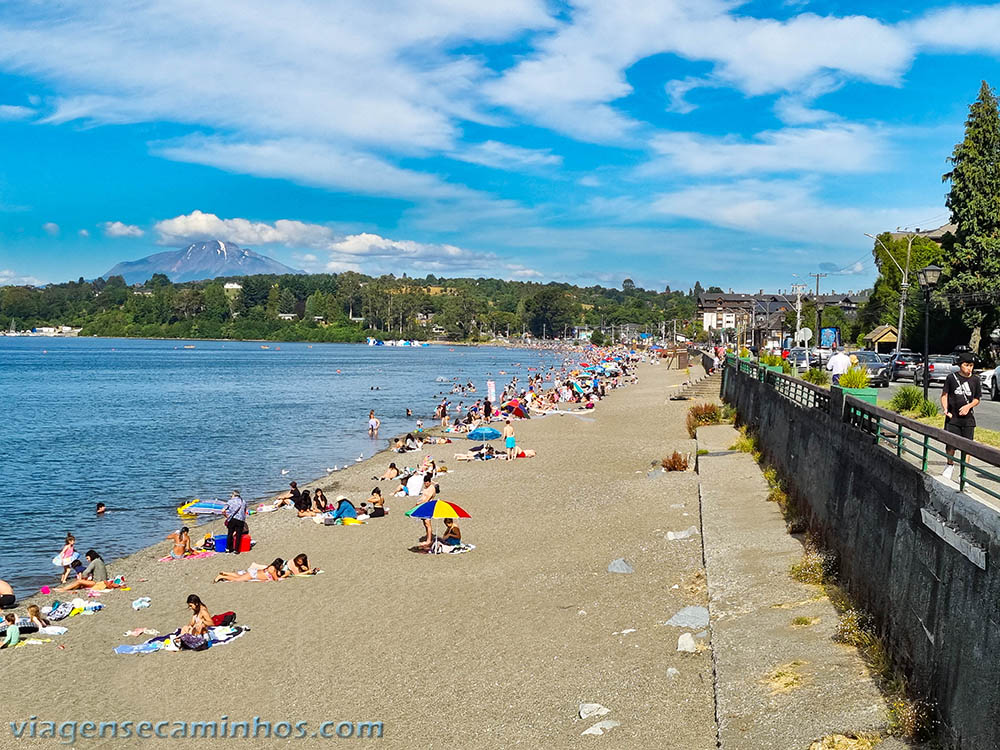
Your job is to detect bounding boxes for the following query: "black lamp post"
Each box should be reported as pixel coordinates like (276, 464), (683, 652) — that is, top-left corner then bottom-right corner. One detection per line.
(918, 264), (943, 401)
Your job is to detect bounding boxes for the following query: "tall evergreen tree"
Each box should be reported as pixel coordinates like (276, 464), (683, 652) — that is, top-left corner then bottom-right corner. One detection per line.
(942, 80), (1000, 351)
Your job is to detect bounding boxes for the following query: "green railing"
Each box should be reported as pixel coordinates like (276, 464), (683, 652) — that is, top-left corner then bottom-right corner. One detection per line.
(724, 356), (1000, 504)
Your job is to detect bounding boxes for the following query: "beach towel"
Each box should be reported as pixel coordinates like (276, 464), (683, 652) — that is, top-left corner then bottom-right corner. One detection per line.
(46, 602), (73, 621)
(430, 543), (476, 555)
(157, 550), (218, 562)
(115, 626), (249, 655)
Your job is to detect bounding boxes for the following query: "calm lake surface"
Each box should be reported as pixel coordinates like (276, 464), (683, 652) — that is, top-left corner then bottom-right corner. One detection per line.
(1, 337), (562, 593)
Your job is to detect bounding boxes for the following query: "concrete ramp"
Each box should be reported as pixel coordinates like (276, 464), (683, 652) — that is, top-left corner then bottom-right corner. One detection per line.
(697, 425), (890, 749)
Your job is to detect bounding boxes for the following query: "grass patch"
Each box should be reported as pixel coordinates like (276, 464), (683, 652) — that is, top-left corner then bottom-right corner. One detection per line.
(728, 425), (758, 453)
(763, 661), (806, 693)
(661, 451), (689, 471)
(791, 616), (820, 627)
(696, 448), (709, 456)
(808, 734), (881, 750)
(686, 402), (722, 438)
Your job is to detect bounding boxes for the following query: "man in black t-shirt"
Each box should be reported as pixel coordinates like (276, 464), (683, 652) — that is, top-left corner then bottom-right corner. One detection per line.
(940, 352), (981, 481)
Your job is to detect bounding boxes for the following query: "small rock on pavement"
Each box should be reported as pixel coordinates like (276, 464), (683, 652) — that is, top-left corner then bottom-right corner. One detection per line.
(667, 526), (699, 540)
(664, 605), (710, 629)
(677, 633), (697, 652)
(578, 703), (611, 720)
(581, 720), (620, 736)
(607, 558), (634, 574)
(667, 667), (680, 678)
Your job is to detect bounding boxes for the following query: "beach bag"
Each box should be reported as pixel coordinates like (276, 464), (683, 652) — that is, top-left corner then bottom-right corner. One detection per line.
(212, 612), (236, 627)
(179, 633), (209, 651)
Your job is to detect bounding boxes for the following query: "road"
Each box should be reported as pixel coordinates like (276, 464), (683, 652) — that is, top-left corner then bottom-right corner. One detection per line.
(885, 378), (1000, 431)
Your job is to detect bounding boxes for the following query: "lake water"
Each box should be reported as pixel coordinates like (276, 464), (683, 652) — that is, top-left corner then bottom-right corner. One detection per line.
(1, 337), (563, 593)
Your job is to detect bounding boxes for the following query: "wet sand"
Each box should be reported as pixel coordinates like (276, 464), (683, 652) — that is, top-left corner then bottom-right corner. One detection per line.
(3, 361), (717, 749)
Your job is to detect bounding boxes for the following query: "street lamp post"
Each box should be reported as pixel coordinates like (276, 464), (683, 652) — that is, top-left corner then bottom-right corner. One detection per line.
(865, 232), (915, 363)
(917, 264), (943, 401)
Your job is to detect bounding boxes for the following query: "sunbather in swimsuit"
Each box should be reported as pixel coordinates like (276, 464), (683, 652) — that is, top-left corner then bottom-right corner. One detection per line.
(213, 559), (284, 583)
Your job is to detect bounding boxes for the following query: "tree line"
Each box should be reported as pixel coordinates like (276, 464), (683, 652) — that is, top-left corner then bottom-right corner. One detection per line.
(0, 270), (699, 343)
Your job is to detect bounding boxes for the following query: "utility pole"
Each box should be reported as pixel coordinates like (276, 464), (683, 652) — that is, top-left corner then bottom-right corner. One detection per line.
(866, 232), (916, 362)
(790, 283), (807, 347)
(810, 273), (827, 345)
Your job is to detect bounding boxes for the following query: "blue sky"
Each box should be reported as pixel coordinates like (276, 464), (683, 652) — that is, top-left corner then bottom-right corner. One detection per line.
(1, 0), (999, 293)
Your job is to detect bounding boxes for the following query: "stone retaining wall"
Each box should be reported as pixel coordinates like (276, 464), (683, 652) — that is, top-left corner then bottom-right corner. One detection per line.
(722, 366), (1000, 750)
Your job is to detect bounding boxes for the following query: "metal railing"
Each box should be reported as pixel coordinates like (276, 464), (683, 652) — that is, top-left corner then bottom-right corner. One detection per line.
(725, 355), (1000, 505)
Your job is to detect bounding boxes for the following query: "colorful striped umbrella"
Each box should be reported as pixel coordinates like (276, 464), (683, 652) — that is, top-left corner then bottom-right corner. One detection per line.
(405, 500), (472, 519)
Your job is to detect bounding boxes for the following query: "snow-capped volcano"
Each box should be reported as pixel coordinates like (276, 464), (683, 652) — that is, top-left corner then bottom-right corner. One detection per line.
(103, 240), (305, 284)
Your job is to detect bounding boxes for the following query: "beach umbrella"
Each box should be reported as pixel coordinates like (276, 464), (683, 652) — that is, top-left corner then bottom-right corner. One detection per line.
(467, 426), (501, 442)
(405, 499), (472, 519)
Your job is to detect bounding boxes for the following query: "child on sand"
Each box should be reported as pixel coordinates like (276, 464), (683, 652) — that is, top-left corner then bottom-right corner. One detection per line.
(1, 613), (19, 649)
(53, 534), (77, 583)
(27, 605), (49, 630)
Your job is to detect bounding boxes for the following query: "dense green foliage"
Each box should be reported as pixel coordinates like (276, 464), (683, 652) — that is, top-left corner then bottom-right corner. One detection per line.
(942, 80), (1000, 350)
(0, 271), (698, 342)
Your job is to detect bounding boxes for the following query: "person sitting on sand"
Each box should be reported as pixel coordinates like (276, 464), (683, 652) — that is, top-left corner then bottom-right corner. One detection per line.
(295, 489), (319, 518)
(313, 488), (331, 512)
(430, 518), (462, 554)
(0, 578), (14, 609)
(271, 481), (303, 510)
(331, 496), (358, 521)
(166, 527), (192, 558)
(286, 553), (318, 575)
(27, 604), (49, 630)
(57, 550), (108, 591)
(1, 613), (19, 649)
(404, 433), (422, 452)
(181, 594), (213, 635)
(213, 558), (285, 583)
(375, 463), (400, 481)
(368, 487), (387, 517)
(357, 503), (370, 520)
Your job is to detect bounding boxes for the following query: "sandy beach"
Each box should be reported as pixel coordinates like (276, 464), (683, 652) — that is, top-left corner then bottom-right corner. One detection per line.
(2, 360), (717, 749)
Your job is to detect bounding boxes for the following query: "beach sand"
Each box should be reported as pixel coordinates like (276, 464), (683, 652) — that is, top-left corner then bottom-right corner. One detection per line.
(2, 361), (718, 749)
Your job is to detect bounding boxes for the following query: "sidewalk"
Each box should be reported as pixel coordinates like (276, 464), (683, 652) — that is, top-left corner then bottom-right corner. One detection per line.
(697, 424), (890, 749)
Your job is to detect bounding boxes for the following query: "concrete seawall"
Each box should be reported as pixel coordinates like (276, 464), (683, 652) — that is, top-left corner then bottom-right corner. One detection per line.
(722, 365), (1000, 750)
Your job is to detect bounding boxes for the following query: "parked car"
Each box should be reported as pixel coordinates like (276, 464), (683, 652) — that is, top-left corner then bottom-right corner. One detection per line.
(786, 347), (811, 372)
(914, 355), (959, 387)
(980, 368), (1000, 401)
(889, 352), (924, 381)
(852, 350), (891, 387)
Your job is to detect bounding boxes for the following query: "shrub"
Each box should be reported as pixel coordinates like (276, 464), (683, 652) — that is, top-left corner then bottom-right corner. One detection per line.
(729, 427), (758, 453)
(888, 385), (923, 413)
(686, 402), (721, 437)
(802, 367), (830, 385)
(662, 451), (689, 471)
(917, 399), (939, 418)
(837, 365), (870, 389)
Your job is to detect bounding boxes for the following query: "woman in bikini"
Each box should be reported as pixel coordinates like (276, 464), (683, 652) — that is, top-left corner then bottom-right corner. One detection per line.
(166, 527), (192, 558)
(213, 558), (285, 583)
(181, 594), (214, 635)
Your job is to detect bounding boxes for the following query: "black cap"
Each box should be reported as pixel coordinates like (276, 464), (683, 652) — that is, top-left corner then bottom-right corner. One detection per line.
(959, 353), (975, 364)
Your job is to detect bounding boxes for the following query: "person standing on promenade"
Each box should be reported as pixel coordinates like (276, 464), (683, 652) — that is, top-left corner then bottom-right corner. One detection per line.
(941, 353), (981, 481)
(224, 490), (248, 555)
(503, 419), (516, 460)
(826, 346), (852, 385)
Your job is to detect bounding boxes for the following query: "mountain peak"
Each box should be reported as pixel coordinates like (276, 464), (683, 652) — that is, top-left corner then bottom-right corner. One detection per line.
(104, 240), (305, 284)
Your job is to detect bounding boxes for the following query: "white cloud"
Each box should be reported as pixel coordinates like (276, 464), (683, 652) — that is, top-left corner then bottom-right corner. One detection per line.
(0, 104), (33, 120)
(0, 269), (43, 286)
(154, 210), (335, 247)
(101, 221), (144, 238)
(452, 141), (561, 170)
(78, 228), (90, 237)
(578, 176), (601, 187)
(297, 253), (318, 263)
(907, 5), (1000, 55)
(42, 222), (59, 236)
(650, 178), (940, 244)
(642, 124), (887, 177)
(154, 135), (475, 201)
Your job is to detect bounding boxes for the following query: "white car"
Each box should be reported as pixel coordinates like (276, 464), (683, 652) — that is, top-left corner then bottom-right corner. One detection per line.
(980, 368), (1000, 401)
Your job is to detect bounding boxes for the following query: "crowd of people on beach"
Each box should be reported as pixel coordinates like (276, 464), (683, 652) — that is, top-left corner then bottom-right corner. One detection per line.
(1, 343), (648, 653)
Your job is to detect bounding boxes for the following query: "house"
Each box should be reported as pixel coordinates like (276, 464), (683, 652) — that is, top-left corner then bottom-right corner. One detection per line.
(223, 282), (243, 299)
(863, 324), (898, 353)
(277, 313), (297, 321)
(133, 287), (153, 297)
